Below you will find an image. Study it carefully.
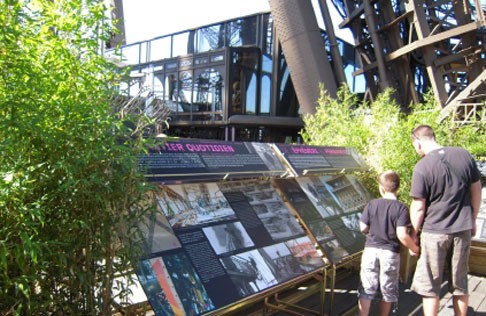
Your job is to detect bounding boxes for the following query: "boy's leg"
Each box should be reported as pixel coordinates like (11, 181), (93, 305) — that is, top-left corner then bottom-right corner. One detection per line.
(452, 294), (468, 316)
(378, 301), (392, 316)
(358, 248), (380, 316)
(378, 250), (399, 316)
(422, 296), (439, 316)
(358, 298), (371, 316)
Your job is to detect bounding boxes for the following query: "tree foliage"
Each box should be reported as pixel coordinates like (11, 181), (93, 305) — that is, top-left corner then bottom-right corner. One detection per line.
(0, 0), (153, 314)
(301, 85), (486, 203)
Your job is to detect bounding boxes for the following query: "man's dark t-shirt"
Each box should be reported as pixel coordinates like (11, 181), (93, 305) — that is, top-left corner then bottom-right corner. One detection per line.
(410, 147), (481, 234)
(360, 198), (410, 253)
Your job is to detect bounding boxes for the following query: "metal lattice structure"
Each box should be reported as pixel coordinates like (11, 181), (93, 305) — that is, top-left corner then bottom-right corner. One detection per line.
(328, 0), (486, 124)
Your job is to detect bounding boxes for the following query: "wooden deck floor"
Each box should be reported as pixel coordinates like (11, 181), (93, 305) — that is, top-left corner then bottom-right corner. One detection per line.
(232, 271), (486, 316)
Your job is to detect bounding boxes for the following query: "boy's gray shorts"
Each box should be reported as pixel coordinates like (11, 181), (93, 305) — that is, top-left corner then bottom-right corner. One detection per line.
(358, 247), (400, 302)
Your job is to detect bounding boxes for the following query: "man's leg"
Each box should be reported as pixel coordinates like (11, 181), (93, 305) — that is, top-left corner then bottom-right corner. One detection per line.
(422, 296), (439, 316)
(378, 301), (392, 316)
(450, 231), (471, 316)
(358, 298), (371, 316)
(452, 294), (468, 316)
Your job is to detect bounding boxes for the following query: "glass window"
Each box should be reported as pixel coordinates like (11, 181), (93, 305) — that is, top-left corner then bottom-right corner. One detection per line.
(260, 75), (271, 114)
(277, 51), (299, 117)
(260, 54), (272, 114)
(172, 31), (192, 57)
(228, 16), (257, 47)
(119, 81), (129, 96)
(128, 71), (145, 97)
(178, 71), (193, 109)
(153, 74), (164, 97)
(164, 73), (183, 114)
(121, 44), (141, 65)
(262, 14), (273, 55)
(245, 73), (257, 114)
(150, 36), (171, 61)
(229, 48), (260, 115)
(139, 42), (148, 64)
(197, 23), (225, 52)
(193, 68), (224, 118)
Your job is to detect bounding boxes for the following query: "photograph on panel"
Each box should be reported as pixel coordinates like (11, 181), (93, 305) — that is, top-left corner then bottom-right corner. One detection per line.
(474, 178), (486, 241)
(476, 218), (485, 240)
(295, 176), (344, 218)
(246, 142), (286, 172)
(156, 183), (236, 228)
(273, 178), (323, 223)
(163, 252), (215, 315)
(219, 180), (304, 240)
(341, 212), (363, 239)
(318, 174), (367, 213)
(284, 236), (325, 272)
(319, 238), (350, 265)
(138, 199), (181, 255)
(202, 221), (255, 255)
(307, 220), (336, 243)
(256, 200), (304, 240)
(326, 216), (364, 251)
(220, 249), (277, 297)
(258, 242), (308, 282)
(219, 179), (278, 203)
(136, 257), (185, 316)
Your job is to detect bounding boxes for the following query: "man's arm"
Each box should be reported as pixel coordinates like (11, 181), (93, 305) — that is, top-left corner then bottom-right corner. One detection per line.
(410, 197), (426, 247)
(470, 180), (482, 236)
(410, 197), (426, 232)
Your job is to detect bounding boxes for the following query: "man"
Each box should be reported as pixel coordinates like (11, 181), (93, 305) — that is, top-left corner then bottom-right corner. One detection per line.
(409, 124), (482, 316)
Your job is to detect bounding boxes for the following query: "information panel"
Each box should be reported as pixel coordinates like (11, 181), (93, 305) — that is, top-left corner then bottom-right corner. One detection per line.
(273, 144), (367, 176)
(273, 175), (369, 265)
(473, 161), (486, 242)
(138, 139), (287, 183)
(136, 179), (326, 316)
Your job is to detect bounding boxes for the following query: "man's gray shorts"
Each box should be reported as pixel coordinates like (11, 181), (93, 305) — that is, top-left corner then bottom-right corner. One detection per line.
(411, 230), (471, 297)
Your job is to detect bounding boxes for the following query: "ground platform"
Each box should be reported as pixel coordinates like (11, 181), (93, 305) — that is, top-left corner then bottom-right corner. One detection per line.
(228, 270), (486, 316)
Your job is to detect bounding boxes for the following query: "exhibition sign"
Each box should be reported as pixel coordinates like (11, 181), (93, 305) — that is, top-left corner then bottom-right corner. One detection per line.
(473, 161), (486, 242)
(136, 139), (370, 315)
(273, 144), (367, 176)
(137, 179), (326, 316)
(138, 139), (287, 183)
(273, 175), (368, 265)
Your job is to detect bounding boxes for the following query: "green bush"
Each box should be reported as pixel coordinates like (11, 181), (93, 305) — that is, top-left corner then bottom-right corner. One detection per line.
(301, 85), (486, 203)
(0, 0), (153, 314)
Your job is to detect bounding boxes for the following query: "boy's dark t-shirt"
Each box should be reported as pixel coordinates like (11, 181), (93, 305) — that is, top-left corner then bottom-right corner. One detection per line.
(360, 198), (410, 253)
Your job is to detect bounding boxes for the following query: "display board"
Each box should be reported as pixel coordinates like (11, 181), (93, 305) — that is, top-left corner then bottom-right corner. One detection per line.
(273, 144), (367, 176)
(473, 161), (486, 242)
(136, 139), (371, 315)
(273, 174), (369, 265)
(136, 179), (326, 316)
(138, 139), (287, 183)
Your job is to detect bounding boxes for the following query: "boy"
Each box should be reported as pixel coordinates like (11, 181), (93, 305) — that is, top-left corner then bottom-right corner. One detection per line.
(358, 170), (419, 316)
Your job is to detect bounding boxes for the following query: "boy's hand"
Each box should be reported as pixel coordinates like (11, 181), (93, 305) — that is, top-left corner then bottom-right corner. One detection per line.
(409, 248), (420, 256)
(409, 240), (420, 256)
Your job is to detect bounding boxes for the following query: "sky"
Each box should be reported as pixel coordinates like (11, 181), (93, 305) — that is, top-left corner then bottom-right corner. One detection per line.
(121, 0), (353, 44)
(122, 0), (271, 44)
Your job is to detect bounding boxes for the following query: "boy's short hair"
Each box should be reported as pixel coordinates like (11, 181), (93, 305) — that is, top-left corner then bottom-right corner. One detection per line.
(378, 170), (400, 194)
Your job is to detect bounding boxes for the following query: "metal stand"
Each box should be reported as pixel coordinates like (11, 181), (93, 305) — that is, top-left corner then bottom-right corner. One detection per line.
(263, 268), (328, 316)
